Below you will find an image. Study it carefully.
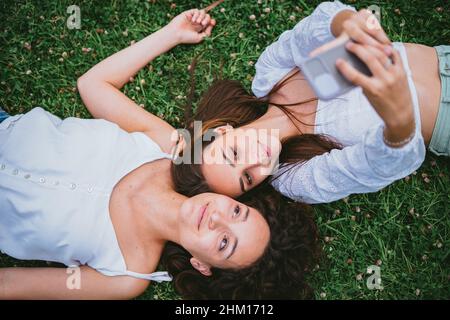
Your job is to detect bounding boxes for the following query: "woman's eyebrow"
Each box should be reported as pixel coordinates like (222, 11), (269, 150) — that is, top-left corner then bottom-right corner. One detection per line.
(225, 208), (249, 260)
(220, 146), (244, 193)
(239, 177), (246, 193)
(243, 207), (250, 221)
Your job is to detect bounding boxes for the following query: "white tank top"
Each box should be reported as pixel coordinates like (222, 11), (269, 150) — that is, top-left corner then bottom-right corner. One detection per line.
(0, 107), (172, 282)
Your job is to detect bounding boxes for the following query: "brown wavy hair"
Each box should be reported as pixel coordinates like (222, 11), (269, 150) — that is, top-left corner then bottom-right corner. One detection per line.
(171, 69), (343, 196)
(161, 184), (320, 299)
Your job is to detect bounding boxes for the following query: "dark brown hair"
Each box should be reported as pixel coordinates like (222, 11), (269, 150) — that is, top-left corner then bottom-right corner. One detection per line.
(161, 184), (320, 299)
(171, 68), (343, 196)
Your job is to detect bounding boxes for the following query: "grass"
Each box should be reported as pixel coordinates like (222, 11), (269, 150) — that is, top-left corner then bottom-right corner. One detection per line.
(0, 0), (449, 300)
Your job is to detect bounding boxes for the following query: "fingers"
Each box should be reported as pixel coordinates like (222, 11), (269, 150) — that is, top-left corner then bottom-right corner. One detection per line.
(200, 15), (215, 37)
(343, 19), (385, 52)
(201, 14), (211, 27)
(190, 8), (213, 29)
(190, 9), (206, 23)
(196, 9), (206, 24)
(345, 41), (390, 79)
(390, 47), (404, 74)
(363, 14), (391, 46)
(191, 9), (200, 23)
(186, 9), (198, 21)
(336, 55), (373, 90)
(343, 9), (392, 53)
(366, 24), (392, 48)
(202, 23), (214, 37)
(362, 44), (393, 72)
(359, 10), (392, 46)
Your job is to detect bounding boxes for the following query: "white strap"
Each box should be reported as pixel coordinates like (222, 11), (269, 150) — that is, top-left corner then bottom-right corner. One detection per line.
(125, 270), (173, 282)
(163, 152), (175, 160)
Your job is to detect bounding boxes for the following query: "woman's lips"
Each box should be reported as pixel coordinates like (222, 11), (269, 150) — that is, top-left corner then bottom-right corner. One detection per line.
(265, 144), (271, 158)
(197, 203), (208, 230)
(258, 140), (271, 159)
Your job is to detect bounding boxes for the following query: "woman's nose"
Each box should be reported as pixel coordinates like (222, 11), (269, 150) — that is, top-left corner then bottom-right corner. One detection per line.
(209, 210), (220, 230)
(240, 156), (270, 175)
(251, 143), (270, 166)
(237, 154), (269, 170)
(259, 153), (271, 166)
(209, 210), (225, 229)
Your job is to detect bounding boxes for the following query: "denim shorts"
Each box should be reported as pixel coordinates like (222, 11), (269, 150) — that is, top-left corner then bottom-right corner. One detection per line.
(429, 45), (450, 157)
(0, 107), (10, 124)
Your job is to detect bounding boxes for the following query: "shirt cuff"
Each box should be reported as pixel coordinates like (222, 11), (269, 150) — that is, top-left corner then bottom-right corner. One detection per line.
(365, 124), (425, 178)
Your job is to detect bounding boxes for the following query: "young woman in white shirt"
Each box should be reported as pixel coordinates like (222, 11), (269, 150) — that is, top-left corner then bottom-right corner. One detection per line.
(172, 1), (448, 204)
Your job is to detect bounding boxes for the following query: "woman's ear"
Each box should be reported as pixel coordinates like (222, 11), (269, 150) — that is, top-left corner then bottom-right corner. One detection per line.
(190, 257), (212, 276)
(213, 124), (234, 136)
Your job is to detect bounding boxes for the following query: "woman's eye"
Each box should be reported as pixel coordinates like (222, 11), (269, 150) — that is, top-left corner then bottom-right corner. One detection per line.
(219, 236), (228, 251)
(233, 205), (241, 217)
(245, 172), (252, 185)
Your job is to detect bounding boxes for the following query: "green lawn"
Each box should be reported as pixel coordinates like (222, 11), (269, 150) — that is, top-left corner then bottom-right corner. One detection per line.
(0, 0), (449, 300)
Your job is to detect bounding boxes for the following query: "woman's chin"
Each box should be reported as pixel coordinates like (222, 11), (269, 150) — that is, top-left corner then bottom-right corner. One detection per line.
(179, 199), (194, 223)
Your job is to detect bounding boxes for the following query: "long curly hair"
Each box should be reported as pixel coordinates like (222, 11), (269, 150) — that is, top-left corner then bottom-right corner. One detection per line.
(161, 184), (320, 299)
(171, 75), (343, 197)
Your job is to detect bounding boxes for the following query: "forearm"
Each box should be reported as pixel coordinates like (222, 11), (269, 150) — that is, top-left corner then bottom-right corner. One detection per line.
(252, 2), (357, 97)
(383, 113), (416, 148)
(331, 9), (356, 37)
(0, 268), (37, 300)
(0, 268), (5, 299)
(0, 267), (75, 300)
(80, 25), (180, 89)
(272, 122), (425, 204)
(77, 9), (213, 139)
(0, 267), (142, 300)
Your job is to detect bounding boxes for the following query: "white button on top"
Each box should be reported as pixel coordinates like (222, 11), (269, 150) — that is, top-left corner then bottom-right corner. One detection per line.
(12, 169), (19, 175)
(39, 177), (46, 183)
(70, 183), (76, 190)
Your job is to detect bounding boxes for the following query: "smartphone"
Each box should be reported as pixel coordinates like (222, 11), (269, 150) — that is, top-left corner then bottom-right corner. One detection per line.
(300, 40), (373, 100)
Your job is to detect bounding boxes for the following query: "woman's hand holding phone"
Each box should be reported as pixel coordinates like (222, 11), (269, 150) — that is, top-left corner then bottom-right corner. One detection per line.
(337, 41), (415, 147)
(310, 9), (415, 147)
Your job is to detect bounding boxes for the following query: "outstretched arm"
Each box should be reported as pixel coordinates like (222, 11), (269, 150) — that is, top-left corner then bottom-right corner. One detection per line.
(0, 266), (148, 300)
(272, 33), (421, 204)
(252, 1), (357, 98)
(77, 9), (215, 152)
